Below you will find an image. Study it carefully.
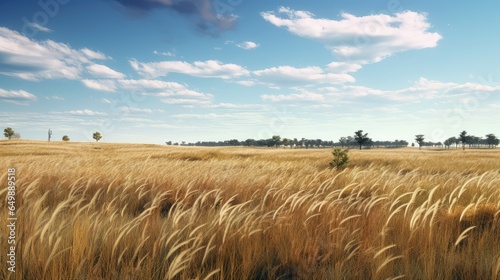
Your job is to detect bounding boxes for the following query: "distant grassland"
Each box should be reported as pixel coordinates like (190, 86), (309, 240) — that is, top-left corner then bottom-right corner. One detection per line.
(1, 140), (499, 279)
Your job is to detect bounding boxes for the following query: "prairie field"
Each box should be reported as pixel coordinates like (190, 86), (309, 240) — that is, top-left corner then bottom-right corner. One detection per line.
(1, 140), (499, 280)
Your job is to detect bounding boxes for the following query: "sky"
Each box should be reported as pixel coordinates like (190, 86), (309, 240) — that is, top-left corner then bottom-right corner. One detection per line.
(1, 0), (499, 144)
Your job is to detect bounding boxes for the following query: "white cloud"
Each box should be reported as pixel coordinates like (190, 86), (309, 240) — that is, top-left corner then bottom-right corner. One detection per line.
(81, 48), (109, 60)
(129, 59), (250, 79)
(0, 88), (37, 100)
(161, 98), (212, 106)
(261, 78), (500, 104)
(86, 64), (125, 79)
(82, 79), (117, 92)
(261, 91), (324, 102)
(81, 78), (214, 105)
(234, 80), (256, 87)
(45, 95), (64, 101)
(236, 41), (259, 50)
(119, 107), (164, 114)
(262, 8), (442, 70)
(153, 50), (175, 57)
(254, 65), (355, 86)
(117, 79), (186, 91)
(28, 23), (53, 33)
(326, 62), (362, 74)
(67, 109), (108, 116)
(323, 78), (500, 101)
(0, 27), (114, 81)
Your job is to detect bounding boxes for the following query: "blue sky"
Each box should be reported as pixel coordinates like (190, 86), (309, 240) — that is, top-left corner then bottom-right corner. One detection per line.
(1, 0), (499, 144)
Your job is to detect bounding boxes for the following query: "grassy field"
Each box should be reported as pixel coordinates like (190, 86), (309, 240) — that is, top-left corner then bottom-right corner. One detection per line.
(1, 140), (499, 279)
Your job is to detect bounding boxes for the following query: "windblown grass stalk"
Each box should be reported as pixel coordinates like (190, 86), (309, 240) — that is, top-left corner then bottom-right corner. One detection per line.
(0, 140), (499, 279)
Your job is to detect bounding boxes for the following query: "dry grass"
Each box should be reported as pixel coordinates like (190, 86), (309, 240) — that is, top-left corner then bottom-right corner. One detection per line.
(1, 140), (499, 279)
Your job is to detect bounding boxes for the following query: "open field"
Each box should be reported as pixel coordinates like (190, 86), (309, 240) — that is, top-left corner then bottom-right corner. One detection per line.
(1, 140), (499, 279)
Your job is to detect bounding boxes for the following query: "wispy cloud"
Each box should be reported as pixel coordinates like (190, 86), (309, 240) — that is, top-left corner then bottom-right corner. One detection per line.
(86, 64), (126, 79)
(254, 65), (355, 87)
(27, 23), (53, 33)
(153, 50), (175, 57)
(130, 59), (250, 79)
(0, 27), (114, 81)
(67, 109), (108, 116)
(261, 91), (324, 102)
(0, 88), (37, 101)
(259, 77), (500, 105)
(225, 40), (260, 50)
(119, 107), (164, 114)
(45, 95), (64, 101)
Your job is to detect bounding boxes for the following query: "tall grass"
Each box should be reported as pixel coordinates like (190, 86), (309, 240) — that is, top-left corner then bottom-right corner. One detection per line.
(1, 140), (499, 279)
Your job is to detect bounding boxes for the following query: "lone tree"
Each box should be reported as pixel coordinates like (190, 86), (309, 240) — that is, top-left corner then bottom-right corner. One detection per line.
(354, 130), (369, 150)
(93, 132), (102, 142)
(459, 131), (468, 150)
(62, 135), (70, 141)
(4, 127), (14, 139)
(415, 134), (425, 149)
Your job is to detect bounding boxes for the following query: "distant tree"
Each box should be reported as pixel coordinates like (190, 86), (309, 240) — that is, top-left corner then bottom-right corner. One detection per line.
(486, 134), (498, 148)
(62, 135), (70, 141)
(48, 129), (52, 142)
(93, 132), (102, 142)
(415, 135), (425, 149)
(282, 138), (291, 147)
(444, 137), (457, 149)
(4, 127), (14, 139)
(271, 135), (281, 147)
(354, 130), (369, 150)
(411, 143), (415, 147)
(459, 131), (468, 150)
(339, 137), (348, 148)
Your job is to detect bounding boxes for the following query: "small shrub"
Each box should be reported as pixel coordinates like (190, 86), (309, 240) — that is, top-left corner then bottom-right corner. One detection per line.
(330, 148), (349, 169)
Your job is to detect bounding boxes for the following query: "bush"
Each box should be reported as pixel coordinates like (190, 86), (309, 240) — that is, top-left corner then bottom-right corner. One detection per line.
(329, 148), (349, 169)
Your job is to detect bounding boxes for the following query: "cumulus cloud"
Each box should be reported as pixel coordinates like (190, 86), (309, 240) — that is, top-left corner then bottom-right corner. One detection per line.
(236, 41), (259, 50)
(0, 27), (115, 81)
(262, 7), (442, 70)
(111, 0), (237, 36)
(130, 59), (250, 79)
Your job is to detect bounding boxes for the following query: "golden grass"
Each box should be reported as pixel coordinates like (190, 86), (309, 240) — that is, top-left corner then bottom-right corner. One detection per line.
(1, 140), (499, 279)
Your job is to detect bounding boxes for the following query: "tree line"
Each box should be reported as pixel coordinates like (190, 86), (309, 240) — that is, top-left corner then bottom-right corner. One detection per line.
(415, 131), (499, 150)
(167, 130), (408, 149)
